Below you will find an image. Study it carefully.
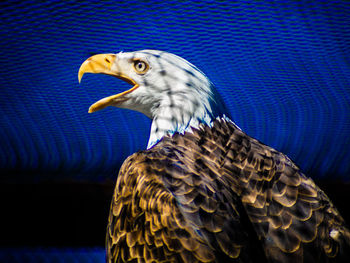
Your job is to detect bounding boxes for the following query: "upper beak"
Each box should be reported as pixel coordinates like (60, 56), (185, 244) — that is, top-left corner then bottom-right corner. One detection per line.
(78, 54), (139, 113)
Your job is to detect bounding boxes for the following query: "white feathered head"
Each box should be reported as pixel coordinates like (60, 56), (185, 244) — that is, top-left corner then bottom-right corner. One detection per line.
(79, 50), (228, 148)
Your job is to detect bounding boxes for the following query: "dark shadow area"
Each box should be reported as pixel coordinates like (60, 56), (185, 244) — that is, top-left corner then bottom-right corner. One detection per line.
(0, 182), (114, 247)
(0, 180), (349, 247)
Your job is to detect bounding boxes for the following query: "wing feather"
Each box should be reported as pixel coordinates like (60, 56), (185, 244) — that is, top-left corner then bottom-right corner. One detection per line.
(217, 120), (350, 262)
(106, 119), (350, 262)
(106, 153), (218, 263)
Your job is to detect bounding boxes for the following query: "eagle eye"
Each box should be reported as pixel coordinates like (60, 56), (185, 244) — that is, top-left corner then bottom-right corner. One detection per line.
(133, 60), (149, 74)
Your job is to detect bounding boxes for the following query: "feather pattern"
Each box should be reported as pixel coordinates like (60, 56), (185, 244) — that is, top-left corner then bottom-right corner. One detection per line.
(106, 118), (350, 262)
(78, 50), (349, 262)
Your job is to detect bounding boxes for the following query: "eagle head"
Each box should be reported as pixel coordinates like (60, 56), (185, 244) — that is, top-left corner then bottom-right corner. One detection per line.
(78, 50), (227, 148)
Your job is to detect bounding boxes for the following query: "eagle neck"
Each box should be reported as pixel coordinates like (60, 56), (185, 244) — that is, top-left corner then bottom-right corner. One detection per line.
(146, 85), (228, 149)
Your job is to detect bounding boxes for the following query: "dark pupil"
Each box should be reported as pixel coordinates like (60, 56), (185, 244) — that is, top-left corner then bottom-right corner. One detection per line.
(138, 63), (143, 69)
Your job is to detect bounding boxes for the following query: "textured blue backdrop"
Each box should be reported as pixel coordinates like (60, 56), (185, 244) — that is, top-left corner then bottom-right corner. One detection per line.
(0, 247), (105, 263)
(1, 1), (350, 262)
(1, 1), (349, 183)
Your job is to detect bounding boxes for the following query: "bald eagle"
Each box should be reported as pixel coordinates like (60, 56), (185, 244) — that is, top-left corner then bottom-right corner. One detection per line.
(78, 50), (350, 263)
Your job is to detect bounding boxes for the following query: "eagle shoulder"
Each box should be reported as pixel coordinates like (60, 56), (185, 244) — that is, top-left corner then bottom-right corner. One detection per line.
(107, 118), (350, 262)
(106, 127), (266, 262)
(219, 120), (350, 262)
(106, 152), (217, 262)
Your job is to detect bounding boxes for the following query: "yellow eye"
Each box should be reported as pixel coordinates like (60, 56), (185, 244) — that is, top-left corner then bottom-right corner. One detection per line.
(133, 60), (149, 74)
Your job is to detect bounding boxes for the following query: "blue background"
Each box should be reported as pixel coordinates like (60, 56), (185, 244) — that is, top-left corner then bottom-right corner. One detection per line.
(1, 1), (350, 262)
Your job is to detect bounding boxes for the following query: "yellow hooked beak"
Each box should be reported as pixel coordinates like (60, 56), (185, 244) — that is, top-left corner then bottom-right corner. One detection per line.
(78, 54), (139, 113)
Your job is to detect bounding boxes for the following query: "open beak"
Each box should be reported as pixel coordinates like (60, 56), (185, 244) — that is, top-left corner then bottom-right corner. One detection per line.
(78, 54), (139, 113)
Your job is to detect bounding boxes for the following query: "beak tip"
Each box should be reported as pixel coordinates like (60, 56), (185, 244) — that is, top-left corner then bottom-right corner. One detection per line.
(78, 59), (91, 83)
(78, 70), (84, 83)
(88, 106), (95, 113)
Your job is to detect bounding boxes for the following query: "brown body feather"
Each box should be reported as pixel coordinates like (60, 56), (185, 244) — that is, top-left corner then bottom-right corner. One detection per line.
(106, 119), (350, 262)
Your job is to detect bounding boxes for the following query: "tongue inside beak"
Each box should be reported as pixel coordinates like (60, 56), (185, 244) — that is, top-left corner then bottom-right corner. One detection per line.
(78, 54), (139, 113)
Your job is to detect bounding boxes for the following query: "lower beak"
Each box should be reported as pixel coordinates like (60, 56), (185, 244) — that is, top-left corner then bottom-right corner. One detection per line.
(78, 54), (139, 113)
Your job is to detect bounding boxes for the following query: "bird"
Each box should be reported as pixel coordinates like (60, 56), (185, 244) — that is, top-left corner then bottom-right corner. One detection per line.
(78, 50), (350, 263)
